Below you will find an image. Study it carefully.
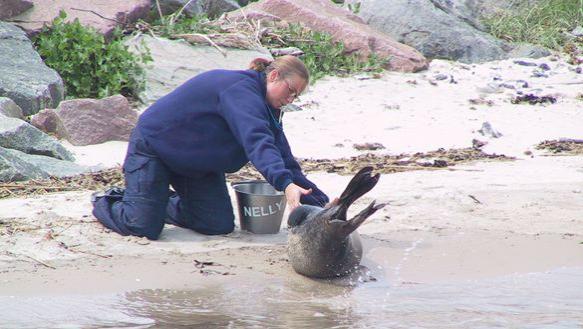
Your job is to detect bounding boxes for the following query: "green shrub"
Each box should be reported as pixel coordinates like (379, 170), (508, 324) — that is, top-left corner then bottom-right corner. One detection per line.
(34, 11), (151, 99)
(261, 23), (387, 82)
(484, 0), (583, 50)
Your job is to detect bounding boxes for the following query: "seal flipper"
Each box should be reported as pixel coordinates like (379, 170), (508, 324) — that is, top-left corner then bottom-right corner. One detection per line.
(288, 205), (323, 227)
(333, 166), (381, 221)
(340, 200), (386, 236)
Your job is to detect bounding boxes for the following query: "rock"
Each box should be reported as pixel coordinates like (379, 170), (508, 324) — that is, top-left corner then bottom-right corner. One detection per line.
(478, 122), (502, 138)
(0, 146), (47, 182)
(354, 0), (507, 63)
(30, 109), (64, 135)
(202, 0), (240, 18)
(228, 0), (428, 72)
(571, 26), (583, 37)
(14, 150), (88, 178)
(0, 97), (24, 119)
(156, 0), (240, 18)
(0, 22), (64, 116)
(155, 0), (204, 17)
(472, 138), (487, 149)
(11, 0), (150, 38)
(51, 95), (137, 146)
(424, 0), (543, 31)
(0, 0), (33, 20)
(506, 43), (550, 59)
(353, 142), (385, 150)
(511, 94), (557, 105)
(126, 35), (273, 105)
(513, 60), (538, 67)
(0, 146), (87, 182)
(538, 63), (550, 71)
(0, 116), (74, 161)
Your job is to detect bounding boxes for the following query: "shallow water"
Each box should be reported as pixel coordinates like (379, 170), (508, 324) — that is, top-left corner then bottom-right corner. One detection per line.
(2, 267), (583, 329)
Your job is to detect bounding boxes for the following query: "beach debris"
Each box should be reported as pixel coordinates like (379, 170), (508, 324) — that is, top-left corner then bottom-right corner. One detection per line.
(353, 142), (385, 151)
(269, 47), (304, 56)
(478, 122), (503, 138)
(531, 70), (549, 78)
(472, 139), (487, 149)
(432, 73), (457, 84)
(469, 97), (494, 106)
(468, 194), (482, 204)
(539, 63), (551, 71)
(514, 60), (538, 67)
(382, 104), (400, 110)
(511, 94), (557, 105)
(194, 259), (233, 276)
(536, 139), (583, 155)
(434, 73), (448, 80)
(499, 80), (529, 90)
(0, 148), (514, 199)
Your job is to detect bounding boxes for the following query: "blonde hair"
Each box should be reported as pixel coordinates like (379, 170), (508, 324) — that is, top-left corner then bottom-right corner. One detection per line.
(249, 55), (310, 84)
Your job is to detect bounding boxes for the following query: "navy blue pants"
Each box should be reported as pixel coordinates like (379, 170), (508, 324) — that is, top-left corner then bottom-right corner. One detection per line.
(92, 129), (235, 240)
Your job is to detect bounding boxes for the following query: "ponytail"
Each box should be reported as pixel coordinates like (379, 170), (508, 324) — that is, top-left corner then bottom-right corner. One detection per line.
(249, 58), (274, 72)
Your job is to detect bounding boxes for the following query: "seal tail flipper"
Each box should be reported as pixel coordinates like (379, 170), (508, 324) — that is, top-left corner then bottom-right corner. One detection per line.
(334, 166), (381, 220)
(341, 201), (386, 236)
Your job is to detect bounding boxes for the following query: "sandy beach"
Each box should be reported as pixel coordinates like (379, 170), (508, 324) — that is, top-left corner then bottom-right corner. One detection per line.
(1, 56), (583, 327)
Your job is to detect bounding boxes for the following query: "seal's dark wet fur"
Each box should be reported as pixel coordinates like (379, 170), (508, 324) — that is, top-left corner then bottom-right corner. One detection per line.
(287, 167), (386, 278)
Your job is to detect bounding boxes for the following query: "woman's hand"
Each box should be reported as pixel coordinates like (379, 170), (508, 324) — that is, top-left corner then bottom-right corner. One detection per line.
(284, 183), (312, 211)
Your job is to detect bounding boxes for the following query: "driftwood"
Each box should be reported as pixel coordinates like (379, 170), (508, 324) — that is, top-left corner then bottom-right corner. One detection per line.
(175, 32), (259, 51)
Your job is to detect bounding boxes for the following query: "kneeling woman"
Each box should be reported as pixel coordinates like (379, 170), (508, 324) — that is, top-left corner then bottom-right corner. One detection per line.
(92, 55), (329, 240)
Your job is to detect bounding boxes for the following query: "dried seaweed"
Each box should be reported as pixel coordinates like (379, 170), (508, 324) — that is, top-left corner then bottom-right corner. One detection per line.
(0, 148), (512, 200)
(536, 139), (583, 155)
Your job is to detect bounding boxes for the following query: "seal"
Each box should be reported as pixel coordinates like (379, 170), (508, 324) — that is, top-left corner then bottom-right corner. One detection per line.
(287, 166), (386, 278)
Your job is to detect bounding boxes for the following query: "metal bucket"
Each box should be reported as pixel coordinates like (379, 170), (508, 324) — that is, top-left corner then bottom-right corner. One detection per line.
(231, 181), (286, 234)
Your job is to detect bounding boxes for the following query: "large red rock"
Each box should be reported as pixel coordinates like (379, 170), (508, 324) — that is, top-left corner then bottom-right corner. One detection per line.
(0, 0), (33, 20)
(11, 0), (150, 37)
(31, 95), (137, 146)
(231, 0), (428, 72)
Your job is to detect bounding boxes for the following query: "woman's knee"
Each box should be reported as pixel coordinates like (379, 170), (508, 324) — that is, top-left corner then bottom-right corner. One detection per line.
(123, 201), (168, 240)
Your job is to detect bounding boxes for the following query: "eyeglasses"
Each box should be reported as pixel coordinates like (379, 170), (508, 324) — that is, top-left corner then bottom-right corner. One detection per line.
(284, 79), (299, 101)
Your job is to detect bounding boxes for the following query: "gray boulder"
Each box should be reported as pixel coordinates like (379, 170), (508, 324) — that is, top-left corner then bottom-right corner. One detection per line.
(0, 97), (24, 119)
(0, 116), (74, 161)
(156, 0), (240, 18)
(354, 0), (508, 63)
(0, 0), (33, 20)
(126, 35), (273, 105)
(0, 146), (87, 182)
(14, 150), (88, 178)
(403, 0), (544, 32)
(0, 22), (64, 116)
(31, 95), (138, 146)
(0, 146), (46, 182)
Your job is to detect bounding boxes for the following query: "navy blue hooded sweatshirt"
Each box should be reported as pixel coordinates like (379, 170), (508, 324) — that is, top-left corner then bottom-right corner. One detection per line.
(138, 69), (328, 206)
